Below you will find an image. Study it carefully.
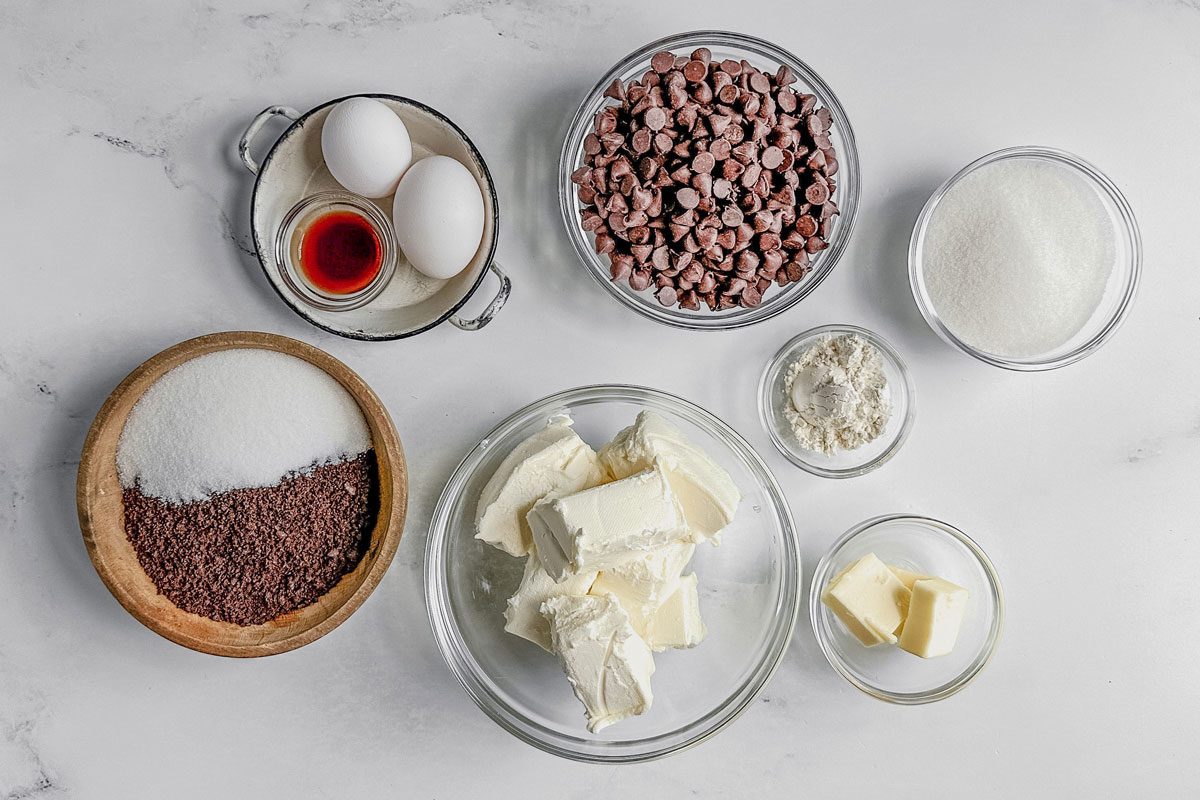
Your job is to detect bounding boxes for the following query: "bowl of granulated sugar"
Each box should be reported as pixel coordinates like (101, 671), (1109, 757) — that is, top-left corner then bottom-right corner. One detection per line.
(909, 146), (1141, 371)
(77, 331), (406, 657)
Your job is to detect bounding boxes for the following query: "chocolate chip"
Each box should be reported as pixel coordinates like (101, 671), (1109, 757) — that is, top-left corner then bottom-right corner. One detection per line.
(676, 187), (701, 209)
(651, 51), (676, 73)
(721, 206), (744, 227)
(683, 60), (708, 82)
(804, 182), (830, 205)
(760, 146), (784, 169)
(692, 151), (716, 174)
(644, 106), (668, 131)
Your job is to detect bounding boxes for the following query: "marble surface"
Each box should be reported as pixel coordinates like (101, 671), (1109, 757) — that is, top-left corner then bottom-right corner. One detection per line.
(1, 0), (1197, 796)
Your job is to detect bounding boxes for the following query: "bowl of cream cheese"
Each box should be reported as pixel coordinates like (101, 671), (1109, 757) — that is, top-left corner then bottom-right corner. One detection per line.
(425, 385), (800, 762)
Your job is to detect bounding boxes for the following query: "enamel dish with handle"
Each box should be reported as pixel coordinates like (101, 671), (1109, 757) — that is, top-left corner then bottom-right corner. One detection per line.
(238, 94), (511, 340)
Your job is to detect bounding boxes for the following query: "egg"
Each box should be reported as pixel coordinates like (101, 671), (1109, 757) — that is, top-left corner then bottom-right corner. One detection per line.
(392, 156), (485, 280)
(320, 97), (413, 198)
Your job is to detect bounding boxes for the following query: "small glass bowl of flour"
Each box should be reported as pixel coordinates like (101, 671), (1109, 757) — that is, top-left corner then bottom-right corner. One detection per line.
(910, 146), (1141, 371)
(759, 325), (915, 478)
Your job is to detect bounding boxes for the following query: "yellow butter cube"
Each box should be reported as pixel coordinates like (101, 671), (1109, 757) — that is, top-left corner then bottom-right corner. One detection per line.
(821, 553), (911, 647)
(897, 577), (969, 658)
(887, 565), (931, 635)
(887, 565), (930, 590)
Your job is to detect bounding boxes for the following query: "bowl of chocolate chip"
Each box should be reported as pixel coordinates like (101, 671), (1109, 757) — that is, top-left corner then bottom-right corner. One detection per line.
(559, 31), (859, 330)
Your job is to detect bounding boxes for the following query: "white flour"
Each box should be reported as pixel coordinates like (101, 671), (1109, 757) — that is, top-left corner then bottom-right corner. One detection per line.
(783, 334), (891, 455)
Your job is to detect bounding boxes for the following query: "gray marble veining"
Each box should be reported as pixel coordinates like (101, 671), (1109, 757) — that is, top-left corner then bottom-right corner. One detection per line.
(2, 0), (1199, 796)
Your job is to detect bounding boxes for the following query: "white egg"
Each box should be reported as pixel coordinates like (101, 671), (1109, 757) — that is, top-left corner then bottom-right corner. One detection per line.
(392, 156), (486, 280)
(320, 97), (413, 198)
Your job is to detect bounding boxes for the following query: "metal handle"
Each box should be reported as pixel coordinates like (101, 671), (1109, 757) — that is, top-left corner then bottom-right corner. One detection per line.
(450, 262), (511, 331)
(238, 105), (300, 175)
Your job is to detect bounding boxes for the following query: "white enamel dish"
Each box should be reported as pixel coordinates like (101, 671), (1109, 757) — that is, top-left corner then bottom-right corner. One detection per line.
(238, 94), (511, 341)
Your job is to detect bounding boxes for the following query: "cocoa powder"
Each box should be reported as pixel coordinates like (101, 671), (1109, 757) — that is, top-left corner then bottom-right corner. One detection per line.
(123, 452), (377, 626)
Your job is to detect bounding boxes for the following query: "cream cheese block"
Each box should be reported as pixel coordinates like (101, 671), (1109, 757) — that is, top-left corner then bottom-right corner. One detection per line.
(503, 550), (598, 652)
(591, 541), (695, 639)
(644, 572), (706, 650)
(820, 553), (911, 647)
(600, 411), (741, 542)
(897, 577), (969, 658)
(542, 593), (655, 733)
(475, 417), (607, 557)
(528, 466), (688, 582)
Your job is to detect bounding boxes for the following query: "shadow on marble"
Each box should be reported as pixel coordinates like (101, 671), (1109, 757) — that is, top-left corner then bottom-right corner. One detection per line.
(847, 177), (948, 356)
(514, 81), (635, 316)
(216, 109), (296, 310)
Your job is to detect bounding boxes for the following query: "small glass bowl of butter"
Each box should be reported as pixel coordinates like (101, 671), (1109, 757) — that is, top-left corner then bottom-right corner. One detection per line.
(809, 514), (1004, 703)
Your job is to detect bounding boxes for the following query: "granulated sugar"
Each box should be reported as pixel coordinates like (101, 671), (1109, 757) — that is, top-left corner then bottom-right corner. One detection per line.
(921, 157), (1116, 359)
(117, 349), (371, 503)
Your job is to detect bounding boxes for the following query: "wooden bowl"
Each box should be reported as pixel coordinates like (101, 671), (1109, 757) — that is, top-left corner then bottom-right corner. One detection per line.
(76, 331), (407, 657)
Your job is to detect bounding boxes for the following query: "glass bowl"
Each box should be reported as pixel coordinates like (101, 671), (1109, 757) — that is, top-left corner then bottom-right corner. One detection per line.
(810, 515), (1004, 704)
(425, 385), (800, 762)
(759, 325), (915, 478)
(909, 146), (1141, 370)
(274, 191), (397, 312)
(558, 30), (860, 330)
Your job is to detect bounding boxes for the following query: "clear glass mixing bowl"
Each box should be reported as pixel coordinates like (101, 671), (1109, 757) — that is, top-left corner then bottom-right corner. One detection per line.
(810, 515), (1004, 703)
(425, 385), (800, 762)
(909, 146), (1141, 371)
(558, 31), (860, 330)
(759, 324), (915, 478)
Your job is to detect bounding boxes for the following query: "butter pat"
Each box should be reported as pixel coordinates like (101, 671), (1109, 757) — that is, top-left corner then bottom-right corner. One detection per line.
(528, 466), (687, 582)
(503, 551), (597, 652)
(542, 593), (655, 732)
(475, 418), (607, 557)
(820, 553), (910, 646)
(590, 541), (695, 636)
(645, 572), (706, 650)
(897, 577), (969, 659)
(600, 411), (741, 542)
(888, 565), (931, 591)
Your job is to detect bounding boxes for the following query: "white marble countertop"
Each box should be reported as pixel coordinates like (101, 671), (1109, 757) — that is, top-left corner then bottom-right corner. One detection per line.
(2, 0), (1197, 796)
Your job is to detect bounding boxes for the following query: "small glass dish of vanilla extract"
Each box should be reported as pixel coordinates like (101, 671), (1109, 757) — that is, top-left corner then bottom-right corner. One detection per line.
(274, 192), (396, 311)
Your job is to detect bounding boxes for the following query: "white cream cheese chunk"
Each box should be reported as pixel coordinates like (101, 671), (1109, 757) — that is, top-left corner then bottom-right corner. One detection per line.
(503, 550), (598, 652)
(591, 541), (695, 637)
(542, 593), (655, 733)
(645, 572), (706, 651)
(820, 553), (911, 647)
(528, 466), (688, 582)
(475, 417), (607, 557)
(897, 577), (969, 659)
(599, 411), (741, 542)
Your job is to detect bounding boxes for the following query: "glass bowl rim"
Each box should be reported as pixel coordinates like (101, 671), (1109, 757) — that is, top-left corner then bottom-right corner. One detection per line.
(908, 145), (1142, 371)
(758, 324), (916, 478)
(423, 383), (802, 762)
(273, 190), (397, 312)
(808, 513), (1005, 704)
(557, 29), (861, 331)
